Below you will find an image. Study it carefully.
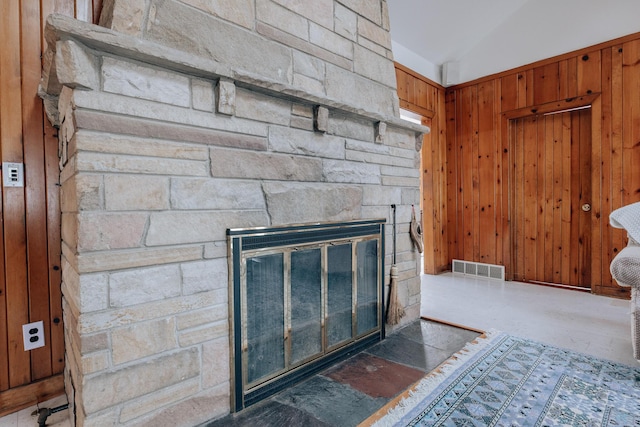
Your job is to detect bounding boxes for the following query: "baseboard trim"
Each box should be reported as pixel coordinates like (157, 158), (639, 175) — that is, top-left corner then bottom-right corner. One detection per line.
(0, 374), (65, 418)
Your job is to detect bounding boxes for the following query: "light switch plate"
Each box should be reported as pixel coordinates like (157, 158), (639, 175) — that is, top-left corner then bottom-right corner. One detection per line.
(23, 321), (45, 351)
(3, 162), (24, 187)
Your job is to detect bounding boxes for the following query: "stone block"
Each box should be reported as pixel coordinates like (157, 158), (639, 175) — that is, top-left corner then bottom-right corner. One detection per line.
(81, 332), (109, 354)
(55, 40), (98, 90)
(61, 212), (77, 252)
(358, 16), (392, 49)
(353, 45), (396, 87)
(75, 152), (209, 177)
(381, 164), (420, 178)
(209, 148), (323, 181)
(335, 3), (357, 41)
(126, 386), (229, 427)
(192, 78), (214, 112)
(329, 114), (374, 141)
(347, 149), (416, 168)
(293, 50), (325, 81)
(72, 91), (269, 139)
(290, 115), (314, 131)
(171, 178), (265, 210)
(181, 258), (229, 295)
(323, 159), (381, 184)
(112, 317), (178, 365)
(338, 0), (381, 25)
(401, 187), (421, 205)
(268, 126), (345, 159)
(358, 36), (389, 59)
(375, 121), (386, 143)
(382, 175), (419, 187)
(256, 0), (309, 41)
(77, 212), (147, 251)
(202, 337), (230, 388)
(81, 351), (110, 374)
(216, 79), (236, 116)
(180, 0), (254, 29)
(81, 348), (199, 413)
(310, 22), (353, 60)
(78, 290), (223, 334)
(263, 182), (362, 224)
(119, 377), (200, 423)
(256, 22), (352, 71)
(271, 0), (333, 28)
(109, 265), (181, 308)
(204, 241), (227, 259)
(102, 57), (190, 107)
(79, 407), (120, 427)
(79, 273), (109, 313)
(314, 106), (329, 133)
(325, 64), (397, 118)
(292, 73), (324, 96)
(74, 130), (210, 160)
(77, 245), (203, 274)
(292, 103), (314, 118)
(99, 0), (146, 36)
(105, 175), (169, 211)
(146, 210), (268, 246)
(362, 185), (402, 206)
(146, 0), (293, 84)
(235, 88), (291, 125)
(178, 321), (227, 347)
(177, 306), (226, 331)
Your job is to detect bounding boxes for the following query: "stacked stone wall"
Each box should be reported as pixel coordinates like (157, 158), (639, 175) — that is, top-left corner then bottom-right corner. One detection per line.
(41, 1), (427, 425)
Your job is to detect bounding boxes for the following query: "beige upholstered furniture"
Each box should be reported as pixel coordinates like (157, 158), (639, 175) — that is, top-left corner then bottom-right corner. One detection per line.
(609, 202), (640, 362)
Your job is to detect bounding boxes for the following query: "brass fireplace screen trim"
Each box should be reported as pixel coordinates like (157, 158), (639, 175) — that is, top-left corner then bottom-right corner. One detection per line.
(227, 219), (386, 412)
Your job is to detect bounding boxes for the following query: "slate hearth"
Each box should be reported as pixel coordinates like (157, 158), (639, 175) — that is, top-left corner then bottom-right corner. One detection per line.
(205, 320), (480, 427)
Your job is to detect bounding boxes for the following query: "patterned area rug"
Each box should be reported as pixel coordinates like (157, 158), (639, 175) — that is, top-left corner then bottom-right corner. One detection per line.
(365, 331), (640, 426)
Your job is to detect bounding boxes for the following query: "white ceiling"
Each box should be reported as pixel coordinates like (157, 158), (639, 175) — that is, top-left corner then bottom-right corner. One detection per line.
(387, 0), (640, 85)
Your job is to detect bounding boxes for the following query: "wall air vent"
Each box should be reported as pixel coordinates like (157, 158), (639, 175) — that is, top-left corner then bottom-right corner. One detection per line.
(452, 259), (505, 281)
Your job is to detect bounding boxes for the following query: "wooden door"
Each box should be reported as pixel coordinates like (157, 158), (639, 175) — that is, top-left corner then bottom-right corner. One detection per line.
(510, 108), (592, 289)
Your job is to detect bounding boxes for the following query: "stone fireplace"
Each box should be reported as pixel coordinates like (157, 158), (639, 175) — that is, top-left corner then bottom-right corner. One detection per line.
(39, 1), (428, 425)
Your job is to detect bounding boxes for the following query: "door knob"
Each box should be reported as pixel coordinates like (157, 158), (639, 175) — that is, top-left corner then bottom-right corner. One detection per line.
(581, 203), (591, 212)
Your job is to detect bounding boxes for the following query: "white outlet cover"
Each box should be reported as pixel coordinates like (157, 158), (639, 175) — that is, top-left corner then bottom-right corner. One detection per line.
(23, 321), (45, 351)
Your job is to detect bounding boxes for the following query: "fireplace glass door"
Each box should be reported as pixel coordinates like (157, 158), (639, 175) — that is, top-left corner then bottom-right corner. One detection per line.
(228, 220), (384, 411)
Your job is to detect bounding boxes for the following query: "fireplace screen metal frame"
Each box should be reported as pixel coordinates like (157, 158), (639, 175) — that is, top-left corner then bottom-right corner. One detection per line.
(227, 219), (385, 412)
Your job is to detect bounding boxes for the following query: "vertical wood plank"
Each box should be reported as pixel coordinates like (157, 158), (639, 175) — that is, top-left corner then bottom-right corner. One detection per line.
(523, 116), (538, 281)
(1, 0), (31, 388)
(552, 114), (564, 284)
(437, 89), (448, 270)
(577, 50), (602, 96)
(560, 112), (572, 285)
(493, 81), (504, 268)
(500, 74), (518, 112)
(445, 89), (459, 263)
(542, 115), (554, 283)
(533, 63), (560, 105)
(459, 87), (476, 261)
(569, 112), (581, 286)
(477, 81), (495, 262)
(610, 45), (625, 266)
(422, 117), (436, 274)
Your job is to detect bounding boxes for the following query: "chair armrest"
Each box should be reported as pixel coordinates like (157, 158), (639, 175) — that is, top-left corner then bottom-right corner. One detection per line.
(611, 245), (640, 287)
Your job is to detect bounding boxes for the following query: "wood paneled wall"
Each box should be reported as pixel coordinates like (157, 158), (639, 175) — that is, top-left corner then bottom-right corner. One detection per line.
(395, 64), (448, 274)
(445, 33), (640, 298)
(0, 0), (101, 417)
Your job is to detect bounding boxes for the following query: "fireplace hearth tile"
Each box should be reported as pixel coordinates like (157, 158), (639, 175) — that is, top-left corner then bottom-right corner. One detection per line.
(204, 399), (331, 427)
(274, 375), (386, 426)
(322, 353), (424, 399)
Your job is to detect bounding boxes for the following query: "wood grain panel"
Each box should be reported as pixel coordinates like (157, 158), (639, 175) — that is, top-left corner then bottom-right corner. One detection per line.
(443, 32), (640, 298)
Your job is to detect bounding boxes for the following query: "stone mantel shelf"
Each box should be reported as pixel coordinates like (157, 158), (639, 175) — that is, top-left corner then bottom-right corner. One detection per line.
(42, 14), (430, 139)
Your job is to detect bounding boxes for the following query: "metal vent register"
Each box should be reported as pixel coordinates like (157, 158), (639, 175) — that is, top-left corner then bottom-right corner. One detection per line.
(227, 220), (385, 411)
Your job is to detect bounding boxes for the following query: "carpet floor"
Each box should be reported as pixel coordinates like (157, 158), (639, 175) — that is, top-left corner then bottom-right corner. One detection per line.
(365, 330), (640, 426)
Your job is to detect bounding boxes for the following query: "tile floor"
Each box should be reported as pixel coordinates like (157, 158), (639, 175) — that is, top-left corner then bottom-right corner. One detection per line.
(2, 272), (636, 426)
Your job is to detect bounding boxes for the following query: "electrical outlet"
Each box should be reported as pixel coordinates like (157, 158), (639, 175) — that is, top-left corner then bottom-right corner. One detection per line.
(23, 321), (45, 351)
(2, 162), (24, 187)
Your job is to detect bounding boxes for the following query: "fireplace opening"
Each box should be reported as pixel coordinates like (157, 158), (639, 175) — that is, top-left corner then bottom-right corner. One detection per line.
(227, 220), (385, 411)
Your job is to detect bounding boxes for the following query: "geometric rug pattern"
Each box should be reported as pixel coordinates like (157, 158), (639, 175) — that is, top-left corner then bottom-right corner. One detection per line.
(370, 331), (640, 426)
